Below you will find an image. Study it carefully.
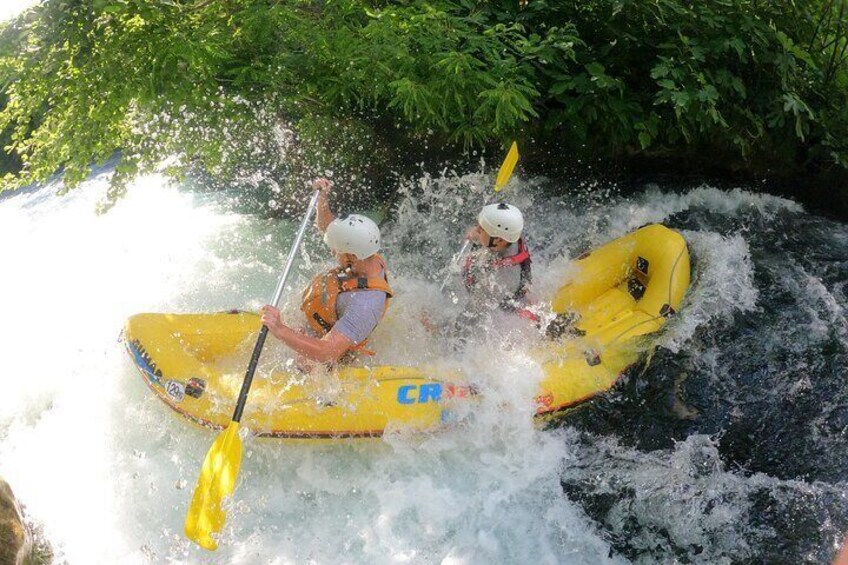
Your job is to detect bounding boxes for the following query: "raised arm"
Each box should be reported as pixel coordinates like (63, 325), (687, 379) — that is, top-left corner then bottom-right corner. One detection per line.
(313, 177), (335, 233)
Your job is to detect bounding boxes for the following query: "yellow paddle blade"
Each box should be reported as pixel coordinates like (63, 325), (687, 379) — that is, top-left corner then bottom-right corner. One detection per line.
(494, 141), (519, 192)
(185, 422), (243, 551)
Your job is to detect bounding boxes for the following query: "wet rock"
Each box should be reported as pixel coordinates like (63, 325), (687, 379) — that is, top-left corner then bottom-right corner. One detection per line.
(0, 478), (33, 565)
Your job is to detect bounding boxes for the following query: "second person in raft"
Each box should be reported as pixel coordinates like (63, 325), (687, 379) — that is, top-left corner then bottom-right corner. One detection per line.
(260, 178), (393, 364)
(460, 202), (534, 320)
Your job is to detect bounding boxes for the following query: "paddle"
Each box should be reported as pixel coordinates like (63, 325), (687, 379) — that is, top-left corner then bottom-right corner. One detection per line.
(184, 189), (321, 551)
(439, 141), (519, 292)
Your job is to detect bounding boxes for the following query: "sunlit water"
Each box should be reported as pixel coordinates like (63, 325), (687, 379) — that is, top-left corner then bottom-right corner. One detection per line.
(0, 168), (845, 563)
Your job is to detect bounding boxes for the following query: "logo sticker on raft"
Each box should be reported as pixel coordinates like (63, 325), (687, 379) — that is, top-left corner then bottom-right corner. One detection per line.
(165, 380), (185, 402)
(397, 383), (475, 404)
(129, 339), (163, 384)
(165, 378), (207, 403)
(128, 339), (207, 402)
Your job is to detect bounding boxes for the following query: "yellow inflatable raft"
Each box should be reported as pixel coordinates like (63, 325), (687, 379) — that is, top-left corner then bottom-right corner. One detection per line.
(124, 223), (689, 438)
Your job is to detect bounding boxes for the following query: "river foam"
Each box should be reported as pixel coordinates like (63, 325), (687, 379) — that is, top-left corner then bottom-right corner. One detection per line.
(0, 169), (844, 563)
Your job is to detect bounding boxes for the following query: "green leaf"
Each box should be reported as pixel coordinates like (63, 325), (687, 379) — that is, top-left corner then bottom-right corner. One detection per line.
(585, 61), (605, 77)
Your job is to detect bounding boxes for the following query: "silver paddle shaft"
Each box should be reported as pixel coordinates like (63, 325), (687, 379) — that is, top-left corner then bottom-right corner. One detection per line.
(232, 189), (321, 424)
(270, 189), (320, 308)
(439, 240), (471, 292)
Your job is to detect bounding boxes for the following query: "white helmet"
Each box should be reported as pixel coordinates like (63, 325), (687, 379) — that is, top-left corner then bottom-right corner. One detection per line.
(324, 214), (381, 259)
(478, 202), (523, 243)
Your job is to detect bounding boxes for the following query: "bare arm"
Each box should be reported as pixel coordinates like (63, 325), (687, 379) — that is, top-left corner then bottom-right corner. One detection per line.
(834, 534), (848, 565)
(260, 305), (352, 363)
(313, 178), (335, 232)
(271, 324), (352, 363)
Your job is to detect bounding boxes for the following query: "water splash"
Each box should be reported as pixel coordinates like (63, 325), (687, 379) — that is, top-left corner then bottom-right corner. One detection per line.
(1, 169), (845, 563)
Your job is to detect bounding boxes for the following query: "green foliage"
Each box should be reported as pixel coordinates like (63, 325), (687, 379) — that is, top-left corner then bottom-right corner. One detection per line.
(1, 0), (848, 198)
(536, 0), (848, 171)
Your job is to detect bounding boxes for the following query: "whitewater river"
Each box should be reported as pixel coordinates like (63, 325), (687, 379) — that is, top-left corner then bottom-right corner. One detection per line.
(0, 168), (845, 563)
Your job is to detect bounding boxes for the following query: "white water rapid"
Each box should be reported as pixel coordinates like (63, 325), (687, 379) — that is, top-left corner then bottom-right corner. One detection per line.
(0, 167), (835, 564)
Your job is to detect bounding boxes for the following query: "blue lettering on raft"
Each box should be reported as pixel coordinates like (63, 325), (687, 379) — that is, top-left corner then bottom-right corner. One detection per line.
(397, 383), (443, 404)
(128, 339), (164, 385)
(397, 385), (416, 404)
(397, 383), (475, 405)
(419, 383), (442, 403)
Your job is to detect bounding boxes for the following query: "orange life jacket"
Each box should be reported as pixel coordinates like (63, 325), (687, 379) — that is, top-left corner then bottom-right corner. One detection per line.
(300, 255), (393, 352)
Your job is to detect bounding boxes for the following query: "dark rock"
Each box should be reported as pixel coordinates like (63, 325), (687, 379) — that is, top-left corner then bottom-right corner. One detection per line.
(0, 478), (33, 565)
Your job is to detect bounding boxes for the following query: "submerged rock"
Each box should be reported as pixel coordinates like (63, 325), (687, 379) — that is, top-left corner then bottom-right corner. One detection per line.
(0, 478), (33, 565)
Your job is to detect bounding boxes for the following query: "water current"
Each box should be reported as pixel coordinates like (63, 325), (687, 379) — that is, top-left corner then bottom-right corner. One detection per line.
(0, 167), (845, 564)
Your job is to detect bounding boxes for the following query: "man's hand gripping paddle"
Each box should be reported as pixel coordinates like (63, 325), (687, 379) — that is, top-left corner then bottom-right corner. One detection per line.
(184, 189), (321, 550)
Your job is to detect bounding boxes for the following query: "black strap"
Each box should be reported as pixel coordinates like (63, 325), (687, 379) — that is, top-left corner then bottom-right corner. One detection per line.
(312, 312), (334, 333)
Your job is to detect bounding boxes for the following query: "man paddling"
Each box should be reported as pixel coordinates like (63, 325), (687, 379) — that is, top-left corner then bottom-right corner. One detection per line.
(460, 202), (534, 320)
(260, 178), (393, 364)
